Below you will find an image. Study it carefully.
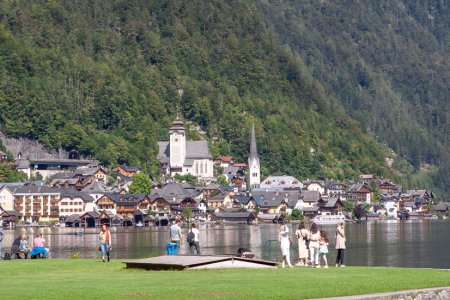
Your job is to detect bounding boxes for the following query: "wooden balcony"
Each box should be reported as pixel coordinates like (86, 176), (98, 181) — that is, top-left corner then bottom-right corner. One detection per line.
(15, 206), (24, 210)
(117, 207), (138, 214)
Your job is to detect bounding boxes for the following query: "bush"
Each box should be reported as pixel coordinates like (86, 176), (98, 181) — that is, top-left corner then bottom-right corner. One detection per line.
(290, 209), (304, 220)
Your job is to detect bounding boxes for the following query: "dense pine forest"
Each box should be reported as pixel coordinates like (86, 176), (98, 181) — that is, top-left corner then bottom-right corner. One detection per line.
(261, 0), (450, 196)
(0, 1), (448, 195)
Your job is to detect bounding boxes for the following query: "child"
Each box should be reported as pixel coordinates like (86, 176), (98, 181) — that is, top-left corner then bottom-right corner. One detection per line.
(319, 230), (329, 268)
(19, 235), (30, 259)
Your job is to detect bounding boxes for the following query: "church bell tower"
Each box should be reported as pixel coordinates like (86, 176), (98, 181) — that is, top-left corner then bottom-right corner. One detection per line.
(248, 124), (260, 189)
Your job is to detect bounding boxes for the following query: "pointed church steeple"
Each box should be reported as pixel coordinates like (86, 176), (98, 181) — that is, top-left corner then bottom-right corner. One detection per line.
(250, 124), (258, 160)
(248, 124), (260, 189)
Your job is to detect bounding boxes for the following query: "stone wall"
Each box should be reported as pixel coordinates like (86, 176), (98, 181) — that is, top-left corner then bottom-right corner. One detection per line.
(312, 287), (450, 300)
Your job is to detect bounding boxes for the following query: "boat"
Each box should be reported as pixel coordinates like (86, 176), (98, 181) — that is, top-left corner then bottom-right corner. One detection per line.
(135, 221), (144, 227)
(310, 214), (348, 225)
(54, 222), (66, 228)
(74, 230), (84, 236)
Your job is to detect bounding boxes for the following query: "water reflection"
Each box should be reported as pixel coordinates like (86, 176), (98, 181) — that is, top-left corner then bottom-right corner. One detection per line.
(2, 220), (449, 269)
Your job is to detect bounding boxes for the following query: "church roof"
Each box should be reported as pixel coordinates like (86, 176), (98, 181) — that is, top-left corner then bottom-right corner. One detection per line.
(157, 140), (212, 164)
(150, 183), (197, 203)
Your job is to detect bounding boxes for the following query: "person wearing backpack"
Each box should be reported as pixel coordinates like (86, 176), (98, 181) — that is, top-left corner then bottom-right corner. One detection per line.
(188, 223), (200, 255)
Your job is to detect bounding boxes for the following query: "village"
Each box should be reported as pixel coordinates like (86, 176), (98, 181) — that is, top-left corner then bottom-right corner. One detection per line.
(0, 117), (447, 228)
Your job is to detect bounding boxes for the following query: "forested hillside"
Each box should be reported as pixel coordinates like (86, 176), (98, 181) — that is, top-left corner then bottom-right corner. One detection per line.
(0, 1), (447, 194)
(261, 0), (449, 195)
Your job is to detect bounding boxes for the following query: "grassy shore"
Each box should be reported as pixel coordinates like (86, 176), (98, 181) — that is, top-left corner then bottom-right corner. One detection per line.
(0, 259), (449, 299)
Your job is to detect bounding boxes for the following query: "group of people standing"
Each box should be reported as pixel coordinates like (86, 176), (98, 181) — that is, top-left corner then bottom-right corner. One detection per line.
(169, 219), (201, 255)
(279, 221), (346, 268)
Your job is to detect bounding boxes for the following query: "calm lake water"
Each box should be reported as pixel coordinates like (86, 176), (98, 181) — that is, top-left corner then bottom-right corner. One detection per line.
(2, 220), (450, 269)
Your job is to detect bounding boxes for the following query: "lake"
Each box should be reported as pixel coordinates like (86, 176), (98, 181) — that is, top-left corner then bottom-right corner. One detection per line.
(2, 220), (449, 269)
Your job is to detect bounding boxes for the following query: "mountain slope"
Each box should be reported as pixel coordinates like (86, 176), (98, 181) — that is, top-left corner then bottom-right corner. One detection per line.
(0, 0), (400, 183)
(261, 0), (449, 194)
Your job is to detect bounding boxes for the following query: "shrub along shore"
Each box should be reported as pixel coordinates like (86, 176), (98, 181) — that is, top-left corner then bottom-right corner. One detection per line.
(0, 259), (449, 300)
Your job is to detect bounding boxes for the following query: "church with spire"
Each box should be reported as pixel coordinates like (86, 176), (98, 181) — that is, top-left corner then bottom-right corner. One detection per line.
(157, 116), (214, 179)
(248, 124), (261, 189)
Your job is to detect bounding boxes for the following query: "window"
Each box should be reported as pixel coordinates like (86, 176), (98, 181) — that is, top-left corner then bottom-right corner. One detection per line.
(252, 173), (258, 177)
(175, 138), (178, 142)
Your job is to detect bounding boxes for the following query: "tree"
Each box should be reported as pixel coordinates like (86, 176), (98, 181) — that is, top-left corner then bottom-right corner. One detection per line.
(129, 172), (151, 194)
(181, 207), (193, 223)
(343, 201), (355, 213)
(290, 208), (304, 220)
(173, 174), (199, 186)
(353, 204), (366, 220)
(369, 182), (380, 203)
(0, 163), (27, 182)
(217, 175), (228, 186)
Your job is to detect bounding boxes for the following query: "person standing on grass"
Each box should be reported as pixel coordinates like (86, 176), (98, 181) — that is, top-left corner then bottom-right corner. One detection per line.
(189, 223), (201, 255)
(279, 224), (293, 268)
(169, 219), (183, 253)
(335, 222), (346, 267)
(319, 230), (329, 268)
(0, 227), (4, 259)
(295, 222), (309, 266)
(308, 223), (320, 268)
(99, 225), (112, 262)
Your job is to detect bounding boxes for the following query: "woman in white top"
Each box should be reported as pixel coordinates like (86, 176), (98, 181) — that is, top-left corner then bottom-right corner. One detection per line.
(279, 224), (293, 268)
(309, 223), (320, 268)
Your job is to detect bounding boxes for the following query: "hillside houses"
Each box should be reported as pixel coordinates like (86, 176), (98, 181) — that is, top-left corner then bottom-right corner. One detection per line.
(0, 156), (442, 226)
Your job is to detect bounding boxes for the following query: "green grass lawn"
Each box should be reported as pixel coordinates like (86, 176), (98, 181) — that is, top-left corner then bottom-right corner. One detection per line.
(0, 259), (449, 300)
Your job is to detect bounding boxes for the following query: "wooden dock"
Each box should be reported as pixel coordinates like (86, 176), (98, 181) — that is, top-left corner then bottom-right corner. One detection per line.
(124, 255), (278, 271)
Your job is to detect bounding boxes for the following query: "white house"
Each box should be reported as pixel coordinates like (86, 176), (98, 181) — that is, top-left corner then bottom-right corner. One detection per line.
(0, 185), (18, 212)
(59, 190), (95, 217)
(382, 196), (398, 218)
(303, 180), (326, 195)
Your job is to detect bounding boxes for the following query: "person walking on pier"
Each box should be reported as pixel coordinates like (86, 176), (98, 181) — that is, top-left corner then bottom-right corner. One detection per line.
(335, 222), (346, 267)
(279, 224), (293, 268)
(99, 225), (112, 262)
